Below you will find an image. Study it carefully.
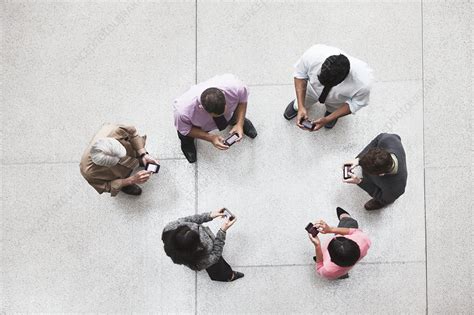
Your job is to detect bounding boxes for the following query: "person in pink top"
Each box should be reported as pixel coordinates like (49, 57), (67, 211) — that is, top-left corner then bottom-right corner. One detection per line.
(307, 207), (371, 280)
(173, 74), (258, 163)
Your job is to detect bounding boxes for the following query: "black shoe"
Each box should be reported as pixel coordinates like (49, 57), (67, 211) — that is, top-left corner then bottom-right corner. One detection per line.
(336, 207), (350, 220)
(121, 184), (142, 196)
(338, 273), (349, 279)
(230, 271), (244, 282)
(284, 100), (297, 120)
(181, 143), (197, 164)
(324, 111), (338, 129)
(313, 256), (317, 262)
(243, 118), (257, 138)
(364, 198), (385, 211)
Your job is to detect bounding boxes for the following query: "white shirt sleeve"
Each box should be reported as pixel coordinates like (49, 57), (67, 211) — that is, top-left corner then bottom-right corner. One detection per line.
(293, 55), (309, 80)
(347, 86), (370, 114)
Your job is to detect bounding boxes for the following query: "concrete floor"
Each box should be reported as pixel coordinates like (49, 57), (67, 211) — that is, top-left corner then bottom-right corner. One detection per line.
(1, 0), (472, 313)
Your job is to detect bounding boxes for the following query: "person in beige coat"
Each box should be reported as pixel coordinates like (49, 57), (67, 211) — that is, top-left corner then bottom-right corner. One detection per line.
(80, 124), (159, 196)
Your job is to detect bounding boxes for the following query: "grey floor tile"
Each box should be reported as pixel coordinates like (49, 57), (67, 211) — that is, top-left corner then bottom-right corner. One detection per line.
(196, 263), (426, 314)
(426, 166), (473, 314)
(197, 1), (421, 84)
(1, 160), (196, 313)
(2, 2), (195, 163)
(6, 0), (473, 312)
(423, 1), (472, 167)
(197, 82), (424, 266)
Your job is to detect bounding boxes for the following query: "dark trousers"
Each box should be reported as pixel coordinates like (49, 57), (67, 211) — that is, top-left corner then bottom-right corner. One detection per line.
(337, 217), (359, 229)
(205, 257), (234, 282)
(359, 177), (389, 206)
(177, 131), (195, 146)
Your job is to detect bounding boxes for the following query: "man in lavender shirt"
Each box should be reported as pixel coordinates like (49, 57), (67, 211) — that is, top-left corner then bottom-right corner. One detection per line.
(173, 74), (257, 163)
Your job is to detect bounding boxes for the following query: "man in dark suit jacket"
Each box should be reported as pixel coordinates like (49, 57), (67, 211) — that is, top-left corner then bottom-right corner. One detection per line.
(344, 133), (408, 210)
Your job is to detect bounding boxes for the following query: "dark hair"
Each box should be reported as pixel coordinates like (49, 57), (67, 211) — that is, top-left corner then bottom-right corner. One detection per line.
(359, 148), (393, 175)
(327, 236), (360, 267)
(162, 225), (206, 269)
(317, 54), (350, 87)
(201, 88), (226, 115)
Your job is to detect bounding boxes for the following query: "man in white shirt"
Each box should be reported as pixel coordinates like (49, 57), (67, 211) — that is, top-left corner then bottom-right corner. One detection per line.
(284, 44), (374, 130)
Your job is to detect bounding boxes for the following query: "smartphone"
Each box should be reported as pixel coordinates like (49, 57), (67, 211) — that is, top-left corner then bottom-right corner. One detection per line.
(343, 164), (352, 180)
(146, 162), (160, 173)
(305, 223), (319, 237)
(301, 119), (314, 129)
(220, 208), (235, 220)
(224, 133), (239, 146)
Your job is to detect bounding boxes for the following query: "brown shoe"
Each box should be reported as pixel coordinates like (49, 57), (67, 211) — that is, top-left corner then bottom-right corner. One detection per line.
(121, 184), (142, 196)
(364, 199), (385, 210)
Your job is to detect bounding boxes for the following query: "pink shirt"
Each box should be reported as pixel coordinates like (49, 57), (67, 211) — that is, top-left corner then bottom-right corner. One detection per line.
(173, 74), (249, 136)
(316, 228), (371, 279)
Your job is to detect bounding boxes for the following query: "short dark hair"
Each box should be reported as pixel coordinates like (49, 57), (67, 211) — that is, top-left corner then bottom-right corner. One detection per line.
(201, 88), (226, 115)
(359, 148), (393, 175)
(327, 236), (360, 267)
(318, 54), (350, 87)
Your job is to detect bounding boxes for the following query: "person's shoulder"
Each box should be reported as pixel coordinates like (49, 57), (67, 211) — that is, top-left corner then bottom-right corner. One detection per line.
(378, 133), (402, 144)
(351, 228), (368, 237)
(302, 44), (340, 61)
(214, 74), (247, 97)
(349, 58), (374, 90)
(348, 229), (371, 244)
(114, 125), (137, 137)
(173, 93), (198, 117)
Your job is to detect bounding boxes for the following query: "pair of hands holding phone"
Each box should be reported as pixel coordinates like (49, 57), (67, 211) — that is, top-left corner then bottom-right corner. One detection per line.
(210, 208), (237, 231)
(296, 108), (328, 131)
(342, 158), (362, 184)
(126, 154), (160, 185)
(210, 124), (243, 150)
(307, 220), (332, 246)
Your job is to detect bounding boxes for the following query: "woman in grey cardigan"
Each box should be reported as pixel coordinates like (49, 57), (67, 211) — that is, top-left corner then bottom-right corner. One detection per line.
(162, 209), (244, 282)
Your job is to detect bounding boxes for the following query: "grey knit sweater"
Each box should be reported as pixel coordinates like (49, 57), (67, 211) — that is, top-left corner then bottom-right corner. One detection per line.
(357, 133), (408, 205)
(162, 212), (226, 271)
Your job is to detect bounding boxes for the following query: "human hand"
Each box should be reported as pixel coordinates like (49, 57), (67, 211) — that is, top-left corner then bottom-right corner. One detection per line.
(211, 135), (229, 150)
(344, 158), (359, 171)
(229, 124), (244, 142)
(211, 208), (226, 219)
(130, 170), (152, 184)
(315, 220), (332, 234)
(308, 232), (320, 246)
(221, 216), (237, 231)
(142, 154), (159, 167)
(343, 173), (362, 184)
(312, 117), (328, 131)
(296, 108), (308, 129)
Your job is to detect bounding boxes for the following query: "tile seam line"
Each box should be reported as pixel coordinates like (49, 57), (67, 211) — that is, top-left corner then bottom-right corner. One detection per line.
(0, 157), (187, 166)
(1, 163), (465, 169)
(194, 1), (198, 315)
(244, 78), (423, 87)
(421, 1), (428, 314)
(231, 261), (425, 268)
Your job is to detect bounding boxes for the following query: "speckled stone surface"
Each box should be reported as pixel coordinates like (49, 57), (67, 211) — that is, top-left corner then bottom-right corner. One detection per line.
(426, 167), (473, 314)
(423, 1), (472, 168)
(1, 0), (471, 313)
